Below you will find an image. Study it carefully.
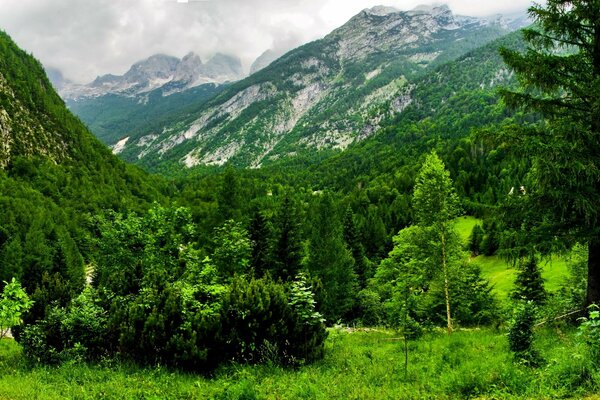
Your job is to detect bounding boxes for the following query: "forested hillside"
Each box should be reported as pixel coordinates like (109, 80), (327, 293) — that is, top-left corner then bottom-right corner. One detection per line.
(1, 0), (600, 398)
(102, 5), (523, 170)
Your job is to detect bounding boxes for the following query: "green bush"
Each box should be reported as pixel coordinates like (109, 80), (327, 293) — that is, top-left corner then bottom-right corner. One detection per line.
(20, 288), (110, 364)
(218, 275), (327, 366)
(508, 301), (541, 366)
(577, 305), (600, 368)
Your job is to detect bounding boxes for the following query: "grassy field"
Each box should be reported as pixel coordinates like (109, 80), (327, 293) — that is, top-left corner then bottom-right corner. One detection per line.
(453, 216), (572, 300)
(1, 326), (598, 399)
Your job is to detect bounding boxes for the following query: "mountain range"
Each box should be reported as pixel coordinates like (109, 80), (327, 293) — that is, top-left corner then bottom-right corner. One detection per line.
(48, 4), (528, 173)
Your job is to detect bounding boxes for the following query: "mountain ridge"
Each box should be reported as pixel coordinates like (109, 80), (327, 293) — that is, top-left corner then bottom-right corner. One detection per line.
(110, 4), (526, 170)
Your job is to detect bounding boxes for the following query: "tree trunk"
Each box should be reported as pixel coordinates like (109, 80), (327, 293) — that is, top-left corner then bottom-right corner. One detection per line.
(441, 229), (452, 334)
(587, 238), (600, 306)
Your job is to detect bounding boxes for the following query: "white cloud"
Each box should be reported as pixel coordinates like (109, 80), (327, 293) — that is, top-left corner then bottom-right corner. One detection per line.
(0, 0), (534, 83)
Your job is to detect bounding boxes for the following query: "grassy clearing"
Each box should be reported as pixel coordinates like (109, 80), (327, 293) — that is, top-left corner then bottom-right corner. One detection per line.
(0, 326), (598, 399)
(453, 216), (571, 300)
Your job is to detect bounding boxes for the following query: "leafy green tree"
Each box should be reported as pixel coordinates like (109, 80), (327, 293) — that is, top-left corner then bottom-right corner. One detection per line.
(412, 152), (460, 333)
(0, 278), (33, 339)
(212, 220), (251, 279)
(499, 0), (600, 305)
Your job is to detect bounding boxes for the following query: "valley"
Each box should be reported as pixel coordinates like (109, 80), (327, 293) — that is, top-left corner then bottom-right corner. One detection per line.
(0, 1), (599, 399)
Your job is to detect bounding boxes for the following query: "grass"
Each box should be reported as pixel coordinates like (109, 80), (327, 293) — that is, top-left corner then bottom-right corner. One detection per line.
(453, 216), (572, 301)
(1, 326), (598, 399)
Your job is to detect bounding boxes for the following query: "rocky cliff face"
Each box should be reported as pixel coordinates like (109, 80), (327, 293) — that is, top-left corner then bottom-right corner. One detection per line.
(56, 52), (243, 100)
(74, 5), (528, 170)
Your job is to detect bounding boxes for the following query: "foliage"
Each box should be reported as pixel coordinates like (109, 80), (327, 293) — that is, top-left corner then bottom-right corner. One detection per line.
(512, 256), (547, 304)
(498, 0), (600, 305)
(20, 288), (109, 364)
(0, 278), (32, 339)
(468, 224), (484, 256)
(306, 192), (357, 321)
(412, 152), (460, 333)
(577, 304), (600, 368)
(2, 328), (599, 399)
(218, 275), (327, 366)
(212, 220), (251, 279)
(508, 301), (540, 366)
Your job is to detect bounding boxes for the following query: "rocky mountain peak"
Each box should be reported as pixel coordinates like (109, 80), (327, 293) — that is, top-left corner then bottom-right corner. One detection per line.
(202, 53), (243, 82)
(362, 5), (400, 17)
(123, 54), (180, 83)
(57, 51), (244, 100)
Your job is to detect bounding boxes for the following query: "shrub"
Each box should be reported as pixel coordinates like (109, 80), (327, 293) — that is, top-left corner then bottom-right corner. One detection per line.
(218, 275), (327, 366)
(577, 304), (600, 367)
(508, 301), (541, 366)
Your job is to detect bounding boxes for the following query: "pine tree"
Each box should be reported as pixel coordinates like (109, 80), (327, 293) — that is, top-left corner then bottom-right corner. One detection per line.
(499, 0), (600, 305)
(307, 193), (357, 321)
(413, 152), (460, 333)
(512, 256), (547, 304)
(216, 165), (242, 223)
(343, 206), (370, 288)
(248, 208), (273, 277)
(468, 224), (484, 256)
(272, 194), (303, 281)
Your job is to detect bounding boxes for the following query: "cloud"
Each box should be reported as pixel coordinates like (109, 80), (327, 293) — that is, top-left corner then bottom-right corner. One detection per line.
(0, 0), (534, 83)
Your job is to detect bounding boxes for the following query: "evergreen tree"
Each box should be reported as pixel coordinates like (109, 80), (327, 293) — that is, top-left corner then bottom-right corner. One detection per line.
(307, 193), (357, 321)
(248, 208), (273, 277)
(512, 255), (547, 304)
(272, 194), (303, 281)
(216, 165), (242, 223)
(343, 206), (370, 288)
(413, 152), (460, 333)
(468, 224), (484, 256)
(499, 0), (600, 305)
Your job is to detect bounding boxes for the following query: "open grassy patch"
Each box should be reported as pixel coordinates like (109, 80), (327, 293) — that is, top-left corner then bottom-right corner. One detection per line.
(1, 327), (598, 399)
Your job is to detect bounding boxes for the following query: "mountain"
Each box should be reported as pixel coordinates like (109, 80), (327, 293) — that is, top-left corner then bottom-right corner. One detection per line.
(250, 49), (286, 74)
(57, 52), (243, 100)
(51, 52), (240, 148)
(100, 4), (527, 171)
(0, 30), (163, 284)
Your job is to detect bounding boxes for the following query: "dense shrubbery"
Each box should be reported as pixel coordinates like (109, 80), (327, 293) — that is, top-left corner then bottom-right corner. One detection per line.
(19, 205), (327, 370)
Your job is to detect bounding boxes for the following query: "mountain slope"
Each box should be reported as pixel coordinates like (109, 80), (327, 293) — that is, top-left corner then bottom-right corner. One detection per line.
(108, 5), (525, 171)
(0, 30), (163, 287)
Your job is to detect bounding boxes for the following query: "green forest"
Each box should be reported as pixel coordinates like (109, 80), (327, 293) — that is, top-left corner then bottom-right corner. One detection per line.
(1, 1), (600, 399)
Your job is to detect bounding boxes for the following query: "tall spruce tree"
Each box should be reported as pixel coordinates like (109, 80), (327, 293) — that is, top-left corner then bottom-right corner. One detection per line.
(343, 206), (370, 289)
(499, 0), (600, 305)
(307, 193), (357, 321)
(512, 255), (547, 304)
(272, 194), (303, 281)
(413, 152), (460, 333)
(248, 208), (273, 277)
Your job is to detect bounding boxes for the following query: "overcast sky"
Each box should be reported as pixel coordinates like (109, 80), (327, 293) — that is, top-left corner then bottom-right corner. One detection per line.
(0, 0), (534, 83)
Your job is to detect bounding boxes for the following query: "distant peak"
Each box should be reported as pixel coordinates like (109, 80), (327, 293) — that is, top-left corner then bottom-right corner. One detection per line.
(409, 4), (452, 15)
(363, 5), (400, 16)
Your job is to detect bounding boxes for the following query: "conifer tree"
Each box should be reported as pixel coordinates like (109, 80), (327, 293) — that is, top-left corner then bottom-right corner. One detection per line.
(307, 193), (357, 321)
(272, 194), (303, 281)
(343, 206), (370, 288)
(248, 208), (273, 277)
(499, 0), (600, 305)
(216, 165), (242, 223)
(512, 255), (547, 304)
